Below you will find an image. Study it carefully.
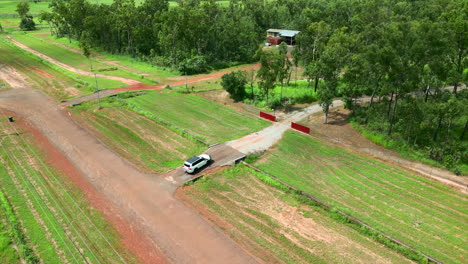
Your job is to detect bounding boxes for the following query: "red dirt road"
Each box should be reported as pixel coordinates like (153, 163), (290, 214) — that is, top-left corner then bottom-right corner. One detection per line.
(0, 67), (258, 263)
(3, 110), (166, 263)
(62, 64), (260, 106)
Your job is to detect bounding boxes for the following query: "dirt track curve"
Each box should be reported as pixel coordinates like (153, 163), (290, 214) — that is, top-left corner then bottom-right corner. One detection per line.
(0, 66), (258, 263)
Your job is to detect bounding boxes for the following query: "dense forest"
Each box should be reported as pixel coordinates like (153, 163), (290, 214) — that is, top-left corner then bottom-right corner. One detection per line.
(39, 0), (466, 172)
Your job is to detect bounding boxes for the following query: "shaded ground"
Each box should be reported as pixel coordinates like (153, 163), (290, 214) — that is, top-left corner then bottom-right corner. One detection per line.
(0, 66), (257, 264)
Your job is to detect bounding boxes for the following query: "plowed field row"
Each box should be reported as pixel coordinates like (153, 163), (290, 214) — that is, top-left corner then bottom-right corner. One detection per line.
(0, 118), (135, 263)
(179, 166), (411, 263)
(255, 130), (468, 264)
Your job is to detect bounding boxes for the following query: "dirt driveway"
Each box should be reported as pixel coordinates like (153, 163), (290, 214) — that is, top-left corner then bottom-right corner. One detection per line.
(0, 66), (257, 263)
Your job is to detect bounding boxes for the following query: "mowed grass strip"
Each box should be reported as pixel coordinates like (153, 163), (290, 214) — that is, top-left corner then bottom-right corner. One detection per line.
(70, 98), (206, 173)
(181, 165), (412, 264)
(0, 36), (125, 100)
(33, 32), (179, 83)
(0, 119), (136, 263)
(255, 130), (468, 264)
(0, 1), (50, 15)
(11, 33), (153, 84)
(126, 91), (270, 144)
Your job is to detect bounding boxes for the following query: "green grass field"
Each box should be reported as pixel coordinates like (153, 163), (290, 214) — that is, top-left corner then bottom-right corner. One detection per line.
(245, 79), (318, 109)
(125, 90), (270, 144)
(0, 36), (125, 100)
(32, 32), (180, 83)
(182, 165), (411, 263)
(0, 1), (50, 16)
(70, 97), (207, 173)
(0, 117), (136, 263)
(254, 130), (467, 264)
(11, 33), (156, 84)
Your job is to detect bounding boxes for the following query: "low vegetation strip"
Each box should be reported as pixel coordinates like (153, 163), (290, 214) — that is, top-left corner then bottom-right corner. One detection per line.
(254, 130), (467, 264)
(0, 37), (125, 100)
(125, 90), (270, 144)
(9, 34), (149, 85)
(70, 96), (206, 173)
(0, 119), (134, 263)
(0, 186), (34, 263)
(180, 165), (412, 264)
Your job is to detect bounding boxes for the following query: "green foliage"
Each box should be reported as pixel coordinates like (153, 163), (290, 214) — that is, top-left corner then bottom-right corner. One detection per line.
(221, 71), (247, 102)
(19, 15), (36, 31)
(352, 90), (468, 175)
(243, 80), (318, 109)
(177, 55), (210, 75)
(0, 188), (37, 263)
(15, 2), (29, 18)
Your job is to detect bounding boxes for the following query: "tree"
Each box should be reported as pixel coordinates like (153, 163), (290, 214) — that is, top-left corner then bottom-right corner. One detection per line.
(440, 1), (467, 94)
(256, 48), (278, 105)
(317, 27), (354, 124)
(20, 15), (36, 31)
(16, 2), (30, 18)
(276, 42), (291, 102)
(221, 71), (247, 102)
(294, 21), (331, 91)
(17, 2), (36, 31)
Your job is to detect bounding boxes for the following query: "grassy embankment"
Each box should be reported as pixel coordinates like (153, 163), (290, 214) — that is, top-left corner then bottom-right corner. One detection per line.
(181, 165), (412, 264)
(125, 90), (270, 143)
(0, 117), (136, 263)
(253, 130), (467, 264)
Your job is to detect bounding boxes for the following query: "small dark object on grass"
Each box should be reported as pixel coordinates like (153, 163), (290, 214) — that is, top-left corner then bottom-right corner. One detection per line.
(8, 116), (14, 122)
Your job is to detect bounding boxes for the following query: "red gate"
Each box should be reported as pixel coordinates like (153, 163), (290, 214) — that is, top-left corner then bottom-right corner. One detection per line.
(260, 112), (276, 122)
(291, 122), (310, 134)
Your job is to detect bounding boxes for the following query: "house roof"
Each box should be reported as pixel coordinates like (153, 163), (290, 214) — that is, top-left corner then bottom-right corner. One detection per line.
(267, 29), (300, 37)
(280, 30), (300, 37)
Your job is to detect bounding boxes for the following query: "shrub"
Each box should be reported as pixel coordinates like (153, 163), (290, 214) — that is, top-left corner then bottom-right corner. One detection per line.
(177, 55), (210, 75)
(221, 71), (247, 102)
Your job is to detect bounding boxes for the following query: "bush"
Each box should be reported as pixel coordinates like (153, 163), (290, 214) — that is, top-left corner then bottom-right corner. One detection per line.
(19, 15), (36, 31)
(177, 55), (210, 75)
(221, 71), (247, 102)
